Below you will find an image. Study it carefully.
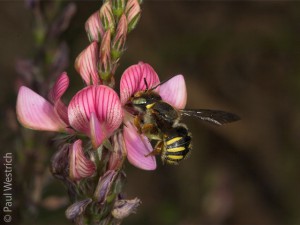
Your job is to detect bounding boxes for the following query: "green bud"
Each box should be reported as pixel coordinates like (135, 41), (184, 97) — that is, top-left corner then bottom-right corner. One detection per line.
(127, 14), (140, 33)
(112, 0), (126, 19)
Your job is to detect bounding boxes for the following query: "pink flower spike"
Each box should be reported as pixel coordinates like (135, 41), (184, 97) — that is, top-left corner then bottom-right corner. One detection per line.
(48, 72), (70, 125)
(75, 42), (100, 85)
(85, 10), (104, 42)
(123, 121), (156, 170)
(158, 74), (187, 109)
(90, 112), (105, 148)
(69, 139), (96, 181)
(16, 86), (66, 131)
(68, 85), (123, 145)
(120, 62), (160, 105)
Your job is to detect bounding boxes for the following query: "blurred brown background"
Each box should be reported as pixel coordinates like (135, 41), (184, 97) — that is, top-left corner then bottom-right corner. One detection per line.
(1, 1), (300, 225)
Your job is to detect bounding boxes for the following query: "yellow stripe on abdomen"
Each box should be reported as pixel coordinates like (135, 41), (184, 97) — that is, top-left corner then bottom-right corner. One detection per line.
(167, 146), (185, 153)
(167, 155), (184, 160)
(166, 137), (182, 145)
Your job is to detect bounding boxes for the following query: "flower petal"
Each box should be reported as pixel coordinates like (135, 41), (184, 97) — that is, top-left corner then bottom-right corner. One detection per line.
(85, 10), (104, 42)
(16, 86), (65, 131)
(48, 72), (69, 103)
(120, 62), (160, 105)
(69, 139), (96, 181)
(90, 112), (105, 148)
(75, 42), (100, 85)
(158, 74), (187, 109)
(68, 85), (123, 141)
(48, 72), (70, 125)
(54, 100), (69, 125)
(123, 121), (156, 170)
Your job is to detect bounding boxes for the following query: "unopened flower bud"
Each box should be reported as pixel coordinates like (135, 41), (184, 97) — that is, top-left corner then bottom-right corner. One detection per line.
(94, 170), (118, 204)
(65, 198), (92, 220)
(112, 0), (126, 19)
(85, 10), (105, 42)
(100, 1), (115, 34)
(112, 198), (141, 220)
(99, 31), (112, 81)
(125, 0), (141, 32)
(111, 14), (127, 61)
(108, 131), (127, 170)
(75, 42), (100, 85)
(69, 140), (96, 181)
(50, 143), (70, 180)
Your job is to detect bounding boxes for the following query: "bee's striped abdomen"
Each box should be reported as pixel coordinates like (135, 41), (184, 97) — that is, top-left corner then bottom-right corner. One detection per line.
(162, 125), (192, 165)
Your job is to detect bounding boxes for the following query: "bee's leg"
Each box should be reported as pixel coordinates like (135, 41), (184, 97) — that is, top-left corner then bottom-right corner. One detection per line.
(145, 141), (163, 157)
(133, 115), (143, 134)
(141, 123), (155, 134)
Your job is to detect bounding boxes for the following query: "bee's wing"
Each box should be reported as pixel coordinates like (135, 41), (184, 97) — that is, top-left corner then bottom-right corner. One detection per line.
(180, 109), (240, 126)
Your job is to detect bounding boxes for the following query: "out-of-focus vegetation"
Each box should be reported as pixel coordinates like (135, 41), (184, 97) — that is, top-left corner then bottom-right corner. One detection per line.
(1, 1), (300, 225)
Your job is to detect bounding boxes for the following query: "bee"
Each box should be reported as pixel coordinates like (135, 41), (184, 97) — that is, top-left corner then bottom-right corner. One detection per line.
(125, 78), (240, 165)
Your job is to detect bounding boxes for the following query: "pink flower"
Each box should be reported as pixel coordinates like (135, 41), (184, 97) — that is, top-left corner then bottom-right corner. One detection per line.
(16, 72), (70, 132)
(120, 62), (187, 170)
(68, 85), (123, 148)
(17, 72), (123, 149)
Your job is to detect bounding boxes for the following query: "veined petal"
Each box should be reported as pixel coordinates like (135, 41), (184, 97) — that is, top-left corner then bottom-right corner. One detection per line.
(85, 10), (104, 42)
(120, 62), (160, 105)
(68, 85), (123, 141)
(69, 139), (96, 181)
(48, 72), (70, 103)
(90, 112), (105, 148)
(75, 42), (100, 85)
(123, 121), (156, 170)
(158, 74), (187, 109)
(54, 100), (69, 125)
(48, 72), (70, 125)
(16, 86), (66, 131)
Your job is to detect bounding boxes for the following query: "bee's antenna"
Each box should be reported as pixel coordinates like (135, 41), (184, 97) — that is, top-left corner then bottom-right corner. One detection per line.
(149, 77), (172, 91)
(143, 78), (149, 91)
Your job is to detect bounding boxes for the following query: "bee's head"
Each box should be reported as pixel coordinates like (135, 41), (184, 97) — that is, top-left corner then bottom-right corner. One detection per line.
(127, 91), (162, 113)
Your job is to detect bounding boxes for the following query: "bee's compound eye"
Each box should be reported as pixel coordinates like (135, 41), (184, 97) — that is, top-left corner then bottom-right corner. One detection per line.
(132, 98), (147, 105)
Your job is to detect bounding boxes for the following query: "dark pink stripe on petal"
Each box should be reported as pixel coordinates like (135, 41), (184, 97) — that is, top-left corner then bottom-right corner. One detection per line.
(94, 86), (123, 136)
